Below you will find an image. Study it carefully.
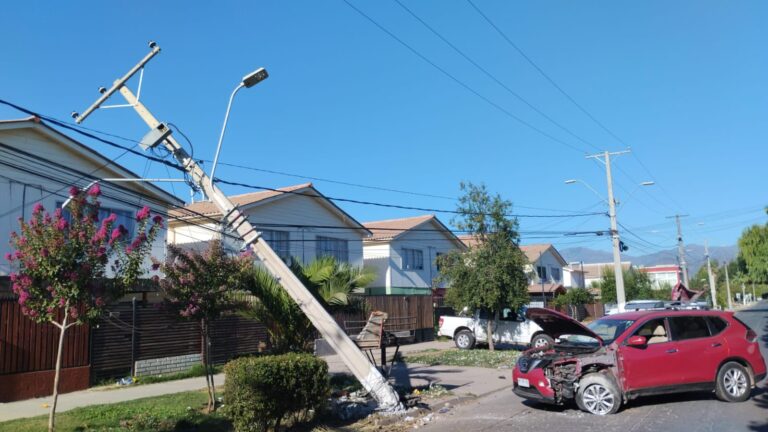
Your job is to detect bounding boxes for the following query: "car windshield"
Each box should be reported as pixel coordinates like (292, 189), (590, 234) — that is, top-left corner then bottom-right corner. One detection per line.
(585, 318), (636, 344)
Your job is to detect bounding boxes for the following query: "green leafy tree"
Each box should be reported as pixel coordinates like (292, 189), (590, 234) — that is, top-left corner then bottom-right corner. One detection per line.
(158, 240), (252, 413)
(599, 268), (668, 303)
(241, 256), (374, 352)
(551, 288), (594, 312)
(5, 185), (161, 431)
(738, 217), (768, 284)
(438, 182), (529, 351)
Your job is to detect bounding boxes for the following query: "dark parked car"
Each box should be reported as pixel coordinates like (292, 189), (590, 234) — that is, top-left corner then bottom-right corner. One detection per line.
(512, 308), (766, 415)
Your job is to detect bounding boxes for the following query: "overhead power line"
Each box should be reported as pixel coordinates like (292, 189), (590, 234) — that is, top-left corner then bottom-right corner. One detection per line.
(214, 178), (606, 219)
(464, 0), (683, 213)
(392, 0), (601, 152)
(2, 100), (615, 217)
(341, 0), (588, 154)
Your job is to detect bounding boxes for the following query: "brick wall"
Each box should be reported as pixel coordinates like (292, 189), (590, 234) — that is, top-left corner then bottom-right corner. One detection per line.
(134, 353), (202, 377)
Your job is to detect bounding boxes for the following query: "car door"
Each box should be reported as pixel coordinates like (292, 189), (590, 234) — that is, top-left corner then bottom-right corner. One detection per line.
(495, 308), (520, 343)
(618, 318), (684, 391)
(473, 308), (491, 342)
(667, 315), (723, 384)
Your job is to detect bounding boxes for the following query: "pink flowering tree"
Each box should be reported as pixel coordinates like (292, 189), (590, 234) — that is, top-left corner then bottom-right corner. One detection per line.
(5, 184), (162, 432)
(157, 240), (250, 413)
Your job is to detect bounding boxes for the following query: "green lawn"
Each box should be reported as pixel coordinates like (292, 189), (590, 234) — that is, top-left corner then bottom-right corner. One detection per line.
(0, 390), (232, 432)
(404, 348), (520, 369)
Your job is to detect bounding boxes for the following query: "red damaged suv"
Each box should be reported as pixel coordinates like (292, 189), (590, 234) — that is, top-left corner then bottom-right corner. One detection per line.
(512, 308), (766, 415)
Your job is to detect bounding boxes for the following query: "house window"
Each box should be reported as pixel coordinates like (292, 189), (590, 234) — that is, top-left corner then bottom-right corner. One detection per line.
(317, 236), (349, 263)
(551, 268), (561, 282)
(261, 230), (291, 261)
(435, 252), (443, 272)
(403, 248), (424, 270)
(58, 202), (135, 238)
(536, 266), (548, 281)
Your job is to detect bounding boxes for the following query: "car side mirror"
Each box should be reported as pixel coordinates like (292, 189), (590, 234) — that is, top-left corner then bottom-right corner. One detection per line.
(627, 335), (647, 347)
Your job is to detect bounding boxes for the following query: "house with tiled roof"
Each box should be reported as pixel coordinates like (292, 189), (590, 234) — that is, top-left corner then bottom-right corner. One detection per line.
(0, 117), (182, 276)
(168, 183), (370, 266)
(520, 244), (568, 300)
(361, 215), (466, 295)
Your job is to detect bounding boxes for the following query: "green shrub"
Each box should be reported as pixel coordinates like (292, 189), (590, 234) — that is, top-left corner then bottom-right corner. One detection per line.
(223, 353), (330, 432)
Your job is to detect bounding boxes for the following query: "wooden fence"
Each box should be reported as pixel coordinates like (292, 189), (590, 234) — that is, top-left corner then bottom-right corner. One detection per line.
(0, 299), (91, 401)
(0, 276), (434, 401)
(332, 294), (435, 342)
(91, 300), (271, 381)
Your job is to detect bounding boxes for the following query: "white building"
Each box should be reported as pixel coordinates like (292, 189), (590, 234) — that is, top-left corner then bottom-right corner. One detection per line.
(168, 183), (369, 267)
(563, 265), (586, 289)
(362, 215), (466, 295)
(638, 265), (681, 290)
(0, 117), (181, 276)
(580, 262), (633, 288)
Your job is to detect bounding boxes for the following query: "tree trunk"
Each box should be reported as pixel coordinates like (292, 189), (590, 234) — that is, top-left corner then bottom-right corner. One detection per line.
(201, 320), (215, 413)
(206, 323), (216, 412)
(48, 313), (69, 432)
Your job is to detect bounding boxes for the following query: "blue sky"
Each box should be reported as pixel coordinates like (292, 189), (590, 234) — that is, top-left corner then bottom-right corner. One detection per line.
(1, 1), (766, 254)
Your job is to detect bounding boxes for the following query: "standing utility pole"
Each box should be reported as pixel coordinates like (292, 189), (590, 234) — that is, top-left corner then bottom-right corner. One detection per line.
(704, 241), (717, 309)
(586, 150), (629, 310)
(741, 283), (747, 305)
(724, 263), (733, 310)
(667, 214), (690, 287)
(72, 43), (402, 411)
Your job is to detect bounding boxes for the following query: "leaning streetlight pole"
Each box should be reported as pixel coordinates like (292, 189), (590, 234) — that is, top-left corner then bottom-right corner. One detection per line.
(586, 150), (630, 310)
(72, 43), (403, 411)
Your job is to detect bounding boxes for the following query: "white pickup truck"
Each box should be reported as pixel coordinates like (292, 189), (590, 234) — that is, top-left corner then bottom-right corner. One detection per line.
(437, 307), (553, 350)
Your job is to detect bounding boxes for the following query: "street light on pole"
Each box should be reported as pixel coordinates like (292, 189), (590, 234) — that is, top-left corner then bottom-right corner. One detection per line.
(565, 174), (653, 311)
(210, 68), (269, 187)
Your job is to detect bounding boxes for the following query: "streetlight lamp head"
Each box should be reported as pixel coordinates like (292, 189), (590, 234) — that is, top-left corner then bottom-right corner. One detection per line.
(564, 179), (577, 184)
(242, 68), (268, 88)
(641, 181), (655, 186)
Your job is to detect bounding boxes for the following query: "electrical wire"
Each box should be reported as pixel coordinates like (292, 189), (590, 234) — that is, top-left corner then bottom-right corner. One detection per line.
(341, 0), (589, 154)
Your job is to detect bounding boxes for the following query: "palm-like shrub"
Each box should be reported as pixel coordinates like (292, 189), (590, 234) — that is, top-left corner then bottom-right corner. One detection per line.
(240, 256), (374, 352)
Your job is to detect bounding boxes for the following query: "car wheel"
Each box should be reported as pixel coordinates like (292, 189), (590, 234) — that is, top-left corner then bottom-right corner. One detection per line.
(576, 373), (621, 415)
(531, 333), (554, 349)
(715, 361), (751, 402)
(454, 330), (476, 350)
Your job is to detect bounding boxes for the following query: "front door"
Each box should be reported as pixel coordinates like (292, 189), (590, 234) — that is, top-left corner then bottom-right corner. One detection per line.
(619, 318), (683, 391)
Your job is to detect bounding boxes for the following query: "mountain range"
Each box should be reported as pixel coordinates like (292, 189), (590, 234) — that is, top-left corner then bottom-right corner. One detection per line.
(559, 244), (738, 274)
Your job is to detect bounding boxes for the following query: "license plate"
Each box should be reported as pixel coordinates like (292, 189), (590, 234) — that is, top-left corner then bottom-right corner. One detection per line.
(517, 378), (530, 388)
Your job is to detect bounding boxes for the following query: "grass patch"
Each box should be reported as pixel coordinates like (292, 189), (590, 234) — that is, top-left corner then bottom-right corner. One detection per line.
(329, 373), (363, 396)
(404, 348), (519, 369)
(0, 390), (231, 432)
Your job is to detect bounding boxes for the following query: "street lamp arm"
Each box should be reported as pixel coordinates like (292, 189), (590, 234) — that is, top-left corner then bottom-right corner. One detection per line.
(565, 179), (607, 203)
(210, 82), (245, 187)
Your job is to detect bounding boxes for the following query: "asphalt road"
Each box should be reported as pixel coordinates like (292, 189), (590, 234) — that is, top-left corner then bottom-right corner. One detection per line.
(420, 301), (768, 432)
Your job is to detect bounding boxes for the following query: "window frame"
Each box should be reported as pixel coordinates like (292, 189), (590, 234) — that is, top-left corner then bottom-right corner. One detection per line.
(316, 235), (349, 263)
(536, 265), (548, 281)
(667, 315), (712, 342)
(261, 229), (291, 262)
(402, 247), (424, 271)
(629, 317), (670, 345)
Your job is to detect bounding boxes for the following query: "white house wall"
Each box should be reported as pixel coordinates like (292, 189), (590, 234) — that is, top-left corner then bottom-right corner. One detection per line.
(530, 250), (565, 284)
(169, 193), (365, 267)
(0, 127), (170, 277)
(362, 243), (391, 288)
(386, 224), (460, 290)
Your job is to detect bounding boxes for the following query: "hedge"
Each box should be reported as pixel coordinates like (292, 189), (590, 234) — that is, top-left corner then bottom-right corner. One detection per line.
(223, 353), (330, 432)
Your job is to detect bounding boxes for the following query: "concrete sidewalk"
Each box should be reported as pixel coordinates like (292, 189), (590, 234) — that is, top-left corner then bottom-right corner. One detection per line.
(322, 339), (514, 400)
(0, 373), (226, 422)
(0, 340), (513, 423)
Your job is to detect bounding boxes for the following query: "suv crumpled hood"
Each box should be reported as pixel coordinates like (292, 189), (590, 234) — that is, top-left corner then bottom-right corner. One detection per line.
(526, 308), (603, 346)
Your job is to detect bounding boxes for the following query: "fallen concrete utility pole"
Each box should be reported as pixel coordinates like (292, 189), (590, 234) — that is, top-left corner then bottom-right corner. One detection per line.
(72, 42), (402, 411)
